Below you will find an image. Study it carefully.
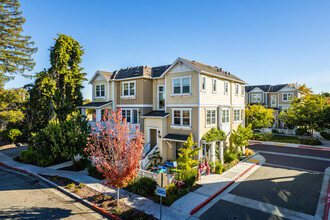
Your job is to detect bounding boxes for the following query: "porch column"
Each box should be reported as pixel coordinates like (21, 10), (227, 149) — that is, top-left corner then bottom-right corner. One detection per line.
(81, 109), (86, 116)
(96, 109), (102, 122)
(210, 142), (216, 163)
(219, 141), (224, 165)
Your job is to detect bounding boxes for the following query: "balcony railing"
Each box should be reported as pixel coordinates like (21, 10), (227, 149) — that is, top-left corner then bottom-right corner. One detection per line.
(88, 121), (140, 133)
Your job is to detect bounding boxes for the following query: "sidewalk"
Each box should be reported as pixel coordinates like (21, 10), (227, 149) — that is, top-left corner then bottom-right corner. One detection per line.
(0, 151), (264, 220)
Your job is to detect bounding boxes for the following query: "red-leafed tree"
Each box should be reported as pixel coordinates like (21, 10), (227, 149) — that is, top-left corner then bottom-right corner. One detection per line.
(84, 108), (144, 206)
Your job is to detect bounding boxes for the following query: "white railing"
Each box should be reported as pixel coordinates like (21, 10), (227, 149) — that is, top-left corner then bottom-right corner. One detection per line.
(261, 128), (272, 133)
(141, 145), (158, 169)
(277, 128), (296, 135)
(137, 169), (174, 185)
(88, 121), (140, 133)
(142, 142), (151, 157)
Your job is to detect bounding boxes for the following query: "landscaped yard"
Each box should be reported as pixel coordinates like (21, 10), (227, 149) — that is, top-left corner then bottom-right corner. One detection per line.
(252, 133), (322, 145)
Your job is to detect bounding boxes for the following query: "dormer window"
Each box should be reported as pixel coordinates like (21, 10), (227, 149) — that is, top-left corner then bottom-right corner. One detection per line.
(122, 81), (136, 97)
(95, 84), (105, 97)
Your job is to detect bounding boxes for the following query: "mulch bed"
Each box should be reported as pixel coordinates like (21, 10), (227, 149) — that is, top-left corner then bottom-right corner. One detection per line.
(42, 175), (157, 220)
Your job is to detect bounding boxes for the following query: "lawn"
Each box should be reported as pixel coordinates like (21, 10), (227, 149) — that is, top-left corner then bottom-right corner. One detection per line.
(252, 133), (322, 145)
(270, 135), (302, 144)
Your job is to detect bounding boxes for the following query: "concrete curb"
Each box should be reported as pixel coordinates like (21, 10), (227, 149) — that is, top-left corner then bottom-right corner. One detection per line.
(0, 161), (120, 220)
(189, 161), (259, 215)
(249, 140), (330, 151)
(324, 183), (330, 220)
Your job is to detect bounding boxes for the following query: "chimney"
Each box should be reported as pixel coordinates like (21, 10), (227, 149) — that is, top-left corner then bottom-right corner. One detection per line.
(228, 72), (231, 75)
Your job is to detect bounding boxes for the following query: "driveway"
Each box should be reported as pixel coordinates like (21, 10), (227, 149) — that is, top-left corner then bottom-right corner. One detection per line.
(0, 166), (105, 220)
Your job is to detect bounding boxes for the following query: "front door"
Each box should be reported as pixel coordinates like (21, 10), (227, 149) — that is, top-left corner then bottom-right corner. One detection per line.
(157, 85), (165, 110)
(149, 128), (157, 148)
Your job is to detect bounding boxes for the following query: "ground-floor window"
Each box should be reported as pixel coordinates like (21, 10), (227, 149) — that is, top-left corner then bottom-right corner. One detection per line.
(121, 108), (138, 124)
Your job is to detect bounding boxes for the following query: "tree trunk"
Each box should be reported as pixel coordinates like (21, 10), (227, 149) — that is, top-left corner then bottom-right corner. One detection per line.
(117, 188), (120, 207)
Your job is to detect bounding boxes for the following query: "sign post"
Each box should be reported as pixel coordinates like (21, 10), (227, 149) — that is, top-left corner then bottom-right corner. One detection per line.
(156, 172), (166, 220)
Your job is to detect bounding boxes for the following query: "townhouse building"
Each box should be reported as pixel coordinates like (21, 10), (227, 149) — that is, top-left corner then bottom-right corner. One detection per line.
(78, 57), (246, 166)
(245, 84), (302, 128)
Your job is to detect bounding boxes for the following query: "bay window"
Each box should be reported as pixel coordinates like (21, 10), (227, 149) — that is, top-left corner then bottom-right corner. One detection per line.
(121, 108), (138, 124)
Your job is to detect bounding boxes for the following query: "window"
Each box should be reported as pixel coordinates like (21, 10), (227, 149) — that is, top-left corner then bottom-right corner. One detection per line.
(201, 76), (206, 91)
(121, 109), (138, 124)
(206, 109), (216, 126)
(172, 76), (191, 94)
(235, 84), (239, 96)
(158, 85), (165, 110)
(212, 79), (217, 93)
(241, 85), (244, 96)
(95, 84), (105, 97)
(224, 81), (229, 95)
(202, 143), (207, 158)
(221, 109), (229, 123)
(122, 81), (135, 97)
(172, 109), (191, 127)
(252, 93), (262, 102)
(282, 93), (293, 101)
(234, 109), (241, 122)
(271, 95), (276, 107)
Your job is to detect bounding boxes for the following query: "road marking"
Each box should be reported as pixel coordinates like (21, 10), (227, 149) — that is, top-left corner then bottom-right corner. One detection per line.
(264, 163), (324, 174)
(222, 193), (314, 220)
(274, 143), (286, 146)
(246, 159), (259, 163)
(255, 150), (330, 162)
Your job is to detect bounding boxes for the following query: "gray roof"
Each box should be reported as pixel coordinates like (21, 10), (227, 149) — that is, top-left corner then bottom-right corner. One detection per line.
(180, 58), (246, 83)
(97, 71), (113, 81)
(245, 84), (289, 93)
(163, 134), (190, 142)
(143, 111), (169, 118)
(77, 101), (112, 108)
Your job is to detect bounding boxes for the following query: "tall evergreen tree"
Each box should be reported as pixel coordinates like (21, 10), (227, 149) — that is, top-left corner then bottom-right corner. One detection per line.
(0, 0), (37, 86)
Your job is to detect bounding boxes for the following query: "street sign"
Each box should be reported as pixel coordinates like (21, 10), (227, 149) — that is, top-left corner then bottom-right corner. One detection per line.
(156, 186), (166, 197)
(157, 173), (168, 187)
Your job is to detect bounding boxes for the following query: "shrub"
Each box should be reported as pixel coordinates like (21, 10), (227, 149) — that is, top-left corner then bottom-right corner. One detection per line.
(175, 169), (197, 189)
(321, 131), (330, 140)
(252, 133), (272, 141)
(224, 152), (237, 163)
(245, 148), (254, 156)
(125, 177), (157, 198)
(8, 129), (22, 144)
(66, 183), (75, 189)
(20, 150), (39, 164)
(296, 128), (307, 136)
(154, 183), (189, 206)
(87, 164), (105, 180)
(209, 161), (215, 172)
(215, 161), (223, 174)
(271, 129), (278, 134)
(301, 139), (322, 145)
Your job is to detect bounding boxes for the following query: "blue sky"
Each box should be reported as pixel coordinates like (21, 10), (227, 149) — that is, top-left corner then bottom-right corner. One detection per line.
(5, 0), (330, 98)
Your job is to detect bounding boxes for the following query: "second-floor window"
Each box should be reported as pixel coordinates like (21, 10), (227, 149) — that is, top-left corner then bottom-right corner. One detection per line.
(224, 81), (229, 95)
(201, 76), (206, 91)
(282, 93), (293, 101)
(172, 76), (191, 94)
(95, 84), (105, 97)
(235, 84), (239, 96)
(122, 108), (138, 124)
(252, 93), (262, 102)
(172, 109), (191, 127)
(221, 109), (229, 123)
(206, 109), (216, 126)
(271, 95), (276, 107)
(122, 81), (136, 97)
(234, 109), (241, 121)
(212, 79), (217, 93)
(241, 85), (244, 96)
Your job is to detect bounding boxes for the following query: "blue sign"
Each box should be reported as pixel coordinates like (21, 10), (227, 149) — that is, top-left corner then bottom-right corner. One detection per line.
(156, 186), (166, 197)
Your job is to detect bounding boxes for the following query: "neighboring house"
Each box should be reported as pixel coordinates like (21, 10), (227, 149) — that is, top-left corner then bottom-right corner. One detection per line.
(78, 57), (246, 166)
(245, 84), (302, 128)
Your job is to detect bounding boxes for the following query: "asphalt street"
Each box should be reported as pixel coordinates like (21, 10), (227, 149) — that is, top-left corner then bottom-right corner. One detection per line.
(0, 166), (105, 220)
(199, 144), (329, 220)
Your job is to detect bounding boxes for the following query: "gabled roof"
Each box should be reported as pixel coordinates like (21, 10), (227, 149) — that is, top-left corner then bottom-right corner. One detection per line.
(89, 70), (113, 84)
(245, 84), (290, 93)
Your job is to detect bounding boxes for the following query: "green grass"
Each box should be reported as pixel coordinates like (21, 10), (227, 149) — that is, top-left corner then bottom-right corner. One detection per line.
(270, 135), (322, 145)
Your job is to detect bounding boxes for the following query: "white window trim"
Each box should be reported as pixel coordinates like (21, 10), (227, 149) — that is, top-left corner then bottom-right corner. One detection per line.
(121, 80), (136, 99)
(212, 78), (217, 93)
(157, 84), (165, 110)
(235, 83), (239, 96)
(271, 95), (277, 107)
(94, 83), (106, 98)
(221, 108), (230, 124)
(205, 108), (216, 127)
(121, 108), (139, 124)
(224, 81), (229, 95)
(282, 93), (293, 102)
(241, 85), (244, 96)
(201, 76), (206, 92)
(252, 93), (262, 102)
(171, 108), (192, 130)
(171, 75), (192, 96)
(233, 109), (241, 122)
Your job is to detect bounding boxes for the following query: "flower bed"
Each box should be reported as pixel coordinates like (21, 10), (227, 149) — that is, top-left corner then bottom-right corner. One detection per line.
(42, 175), (156, 220)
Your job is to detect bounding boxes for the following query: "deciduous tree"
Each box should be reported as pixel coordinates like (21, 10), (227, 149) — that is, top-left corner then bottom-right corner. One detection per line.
(289, 82), (313, 96)
(85, 108), (144, 206)
(0, 0), (37, 86)
(232, 124), (253, 154)
(177, 134), (201, 171)
(245, 104), (274, 130)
